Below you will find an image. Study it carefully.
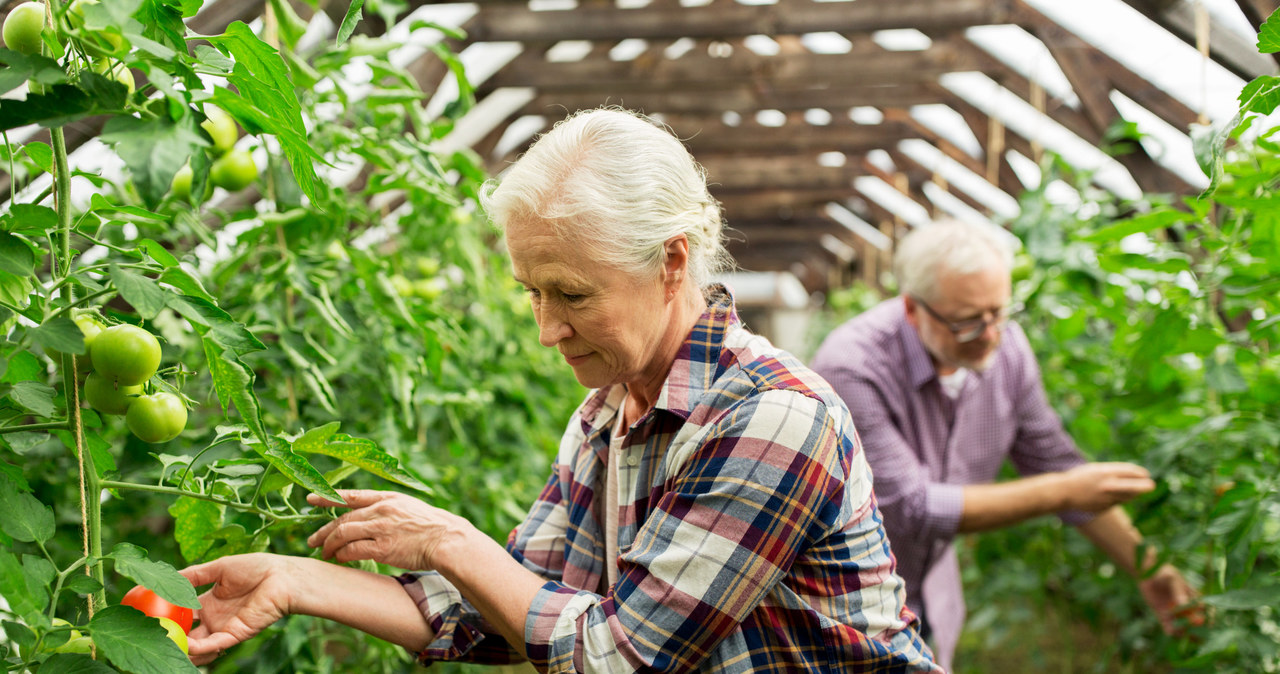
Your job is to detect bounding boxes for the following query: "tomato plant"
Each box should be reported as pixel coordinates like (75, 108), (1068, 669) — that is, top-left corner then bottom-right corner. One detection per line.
(208, 148), (256, 191)
(0, 0), (578, 671)
(200, 105), (237, 156)
(83, 372), (142, 415)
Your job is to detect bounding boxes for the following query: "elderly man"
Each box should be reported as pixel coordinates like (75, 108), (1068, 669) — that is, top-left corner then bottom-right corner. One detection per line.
(811, 218), (1196, 669)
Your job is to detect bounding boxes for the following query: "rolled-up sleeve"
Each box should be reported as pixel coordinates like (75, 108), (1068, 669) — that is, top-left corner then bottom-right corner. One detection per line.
(521, 390), (857, 673)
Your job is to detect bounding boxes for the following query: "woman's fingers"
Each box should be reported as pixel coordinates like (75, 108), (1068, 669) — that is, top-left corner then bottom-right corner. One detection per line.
(306, 489), (394, 509)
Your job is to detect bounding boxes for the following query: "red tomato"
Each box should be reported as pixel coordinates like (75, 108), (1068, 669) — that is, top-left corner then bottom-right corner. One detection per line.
(121, 586), (193, 634)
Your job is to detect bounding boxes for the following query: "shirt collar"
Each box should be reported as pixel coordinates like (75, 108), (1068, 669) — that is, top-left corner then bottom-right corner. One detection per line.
(576, 284), (738, 431)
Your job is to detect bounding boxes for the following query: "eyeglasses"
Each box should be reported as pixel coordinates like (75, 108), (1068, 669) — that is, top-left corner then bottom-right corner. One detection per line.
(912, 296), (1022, 344)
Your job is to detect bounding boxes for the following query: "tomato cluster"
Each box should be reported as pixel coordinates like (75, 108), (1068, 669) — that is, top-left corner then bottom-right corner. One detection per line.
(64, 315), (188, 443)
(170, 104), (257, 201)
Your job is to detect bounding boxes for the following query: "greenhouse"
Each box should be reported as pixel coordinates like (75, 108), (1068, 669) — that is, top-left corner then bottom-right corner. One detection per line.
(1, 0), (1278, 671)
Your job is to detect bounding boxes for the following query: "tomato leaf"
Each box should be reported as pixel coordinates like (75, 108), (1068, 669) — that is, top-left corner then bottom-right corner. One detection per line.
(99, 114), (208, 209)
(65, 573), (105, 596)
(0, 50), (68, 97)
(106, 543), (201, 609)
(90, 605), (199, 674)
(206, 23), (321, 203)
(137, 240), (179, 268)
(171, 296), (265, 354)
(336, 0), (366, 45)
(40, 652), (119, 672)
(1082, 208), (1189, 242)
(0, 474), (54, 544)
(1239, 75), (1280, 117)
(0, 232), (37, 276)
(158, 268), (214, 302)
(110, 264), (169, 320)
(1258, 8), (1280, 53)
(6, 381), (57, 418)
(1202, 585), (1280, 610)
(0, 550), (46, 623)
(203, 340), (269, 444)
(168, 496), (223, 562)
(253, 436), (343, 503)
(1, 350), (43, 383)
(295, 430), (432, 494)
(0, 203), (58, 237)
(31, 315), (86, 354)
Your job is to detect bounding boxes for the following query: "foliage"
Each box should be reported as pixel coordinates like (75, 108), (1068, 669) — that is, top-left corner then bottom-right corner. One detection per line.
(0, 1), (579, 672)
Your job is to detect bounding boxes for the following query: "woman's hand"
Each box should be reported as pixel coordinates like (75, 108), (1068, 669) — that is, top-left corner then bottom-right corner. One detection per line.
(306, 489), (474, 571)
(179, 553), (301, 666)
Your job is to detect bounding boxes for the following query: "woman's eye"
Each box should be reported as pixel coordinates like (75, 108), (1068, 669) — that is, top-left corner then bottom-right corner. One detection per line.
(562, 293), (585, 303)
(525, 287), (541, 299)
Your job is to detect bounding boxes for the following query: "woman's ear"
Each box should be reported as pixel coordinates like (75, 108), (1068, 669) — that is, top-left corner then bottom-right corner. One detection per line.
(662, 234), (690, 300)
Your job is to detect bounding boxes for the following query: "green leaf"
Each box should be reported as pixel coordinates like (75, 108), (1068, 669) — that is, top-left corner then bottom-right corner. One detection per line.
(40, 652), (119, 672)
(294, 429), (431, 494)
(90, 605), (200, 674)
(106, 543), (201, 609)
(0, 548), (47, 622)
(21, 141), (54, 172)
(31, 315), (86, 354)
(252, 436), (343, 503)
(137, 239), (179, 268)
(53, 428), (117, 478)
(1201, 585), (1280, 610)
(336, 0), (366, 44)
(158, 268), (214, 302)
(0, 203), (58, 236)
(0, 50), (69, 98)
(65, 573), (105, 596)
(172, 296), (265, 354)
(99, 113), (207, 209)
(169, 496), (223, 562)
(1239, 75), (1280, 117)
(0, 232), (37, 276)
(7, 380), (57, 418)
(1258, 7), (1280, 53)
(0, 473), (55, 544)
(1, 350), (43, 383)
(1084, 209), (1188, 242)
(0, 83), (111, 133)
(206, 24), (321, 203)
(110, 264), (169, 320)
(203, 339), (269, 444)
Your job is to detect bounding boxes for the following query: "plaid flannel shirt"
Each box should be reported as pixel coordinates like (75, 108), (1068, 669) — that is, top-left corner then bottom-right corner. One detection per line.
(400, 286), (940, 673)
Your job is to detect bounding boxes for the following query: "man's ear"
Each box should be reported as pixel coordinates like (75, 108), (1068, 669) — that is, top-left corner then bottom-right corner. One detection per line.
(662, 234), (690, 300)
(903, 295), (921, 329)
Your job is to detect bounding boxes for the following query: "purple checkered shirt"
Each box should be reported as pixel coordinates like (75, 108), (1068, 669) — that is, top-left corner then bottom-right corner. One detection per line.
(399, 287), (941, 672)
(811, 298), (1091, 669)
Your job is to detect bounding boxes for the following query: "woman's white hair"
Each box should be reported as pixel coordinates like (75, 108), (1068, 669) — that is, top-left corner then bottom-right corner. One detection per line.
(892, 218), (1018, 302)
(480, 107), (732, 288)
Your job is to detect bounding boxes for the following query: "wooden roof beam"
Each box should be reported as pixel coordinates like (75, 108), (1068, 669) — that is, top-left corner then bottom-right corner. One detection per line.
(516, 82), (948, 116)
(467, 0), (1014, 43)
(1119, 0), (1279, 78)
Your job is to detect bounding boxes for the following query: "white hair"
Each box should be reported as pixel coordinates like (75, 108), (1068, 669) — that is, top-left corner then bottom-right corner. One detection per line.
(480, 108), (732, 288)
(892, 219), (1017, 302)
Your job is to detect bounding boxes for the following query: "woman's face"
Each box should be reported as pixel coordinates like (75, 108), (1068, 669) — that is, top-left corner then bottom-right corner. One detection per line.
(507, 216), (674, 391)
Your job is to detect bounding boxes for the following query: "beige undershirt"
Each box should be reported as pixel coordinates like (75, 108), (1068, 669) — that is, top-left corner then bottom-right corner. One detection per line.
(602, 410), (626, 592)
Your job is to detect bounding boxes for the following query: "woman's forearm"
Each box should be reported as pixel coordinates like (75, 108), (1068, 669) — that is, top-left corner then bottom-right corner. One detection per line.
(288, 556), (436, 651)
(436, 528), (547, 655)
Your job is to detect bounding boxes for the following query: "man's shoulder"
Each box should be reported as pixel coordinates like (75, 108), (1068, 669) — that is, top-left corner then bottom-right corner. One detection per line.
(811, 299), (907, 374)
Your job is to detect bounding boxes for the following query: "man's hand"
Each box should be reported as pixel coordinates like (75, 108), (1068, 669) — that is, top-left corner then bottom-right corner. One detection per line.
(1059, 462), (1156, 512)
(180, 553), (300, 666)
(1140, 564), (1203, 634)
(307, 489), (474, 571)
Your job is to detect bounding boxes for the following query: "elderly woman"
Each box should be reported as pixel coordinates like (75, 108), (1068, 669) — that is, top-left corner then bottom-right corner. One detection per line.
(180, 108), (941, 673)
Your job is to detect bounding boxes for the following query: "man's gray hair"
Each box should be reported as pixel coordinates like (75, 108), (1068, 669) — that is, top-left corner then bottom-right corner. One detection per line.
(892, 219), (1018, 302)
(480, 107), (732, 288)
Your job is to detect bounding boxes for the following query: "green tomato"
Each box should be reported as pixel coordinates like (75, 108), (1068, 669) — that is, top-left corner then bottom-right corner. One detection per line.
(83, 372), (142, 415)
(66, 0), (125, 56)
(54, 635), (94, 654)
(2, 2), (45, 55)
(92, 58), (134, 94)
(170, 162), (193, 200)
(201, 105), (238, 155)
(209, 149), (258, 191)
(125, 392), (186, 443)
(156, 616), (188, 655)
(91, 323), (161, 386)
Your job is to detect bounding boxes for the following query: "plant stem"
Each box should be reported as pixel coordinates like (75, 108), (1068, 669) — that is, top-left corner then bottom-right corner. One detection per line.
(0, 420), (71, 433)
(53, 124), (105, 616)
(100, 479), (328, 523)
